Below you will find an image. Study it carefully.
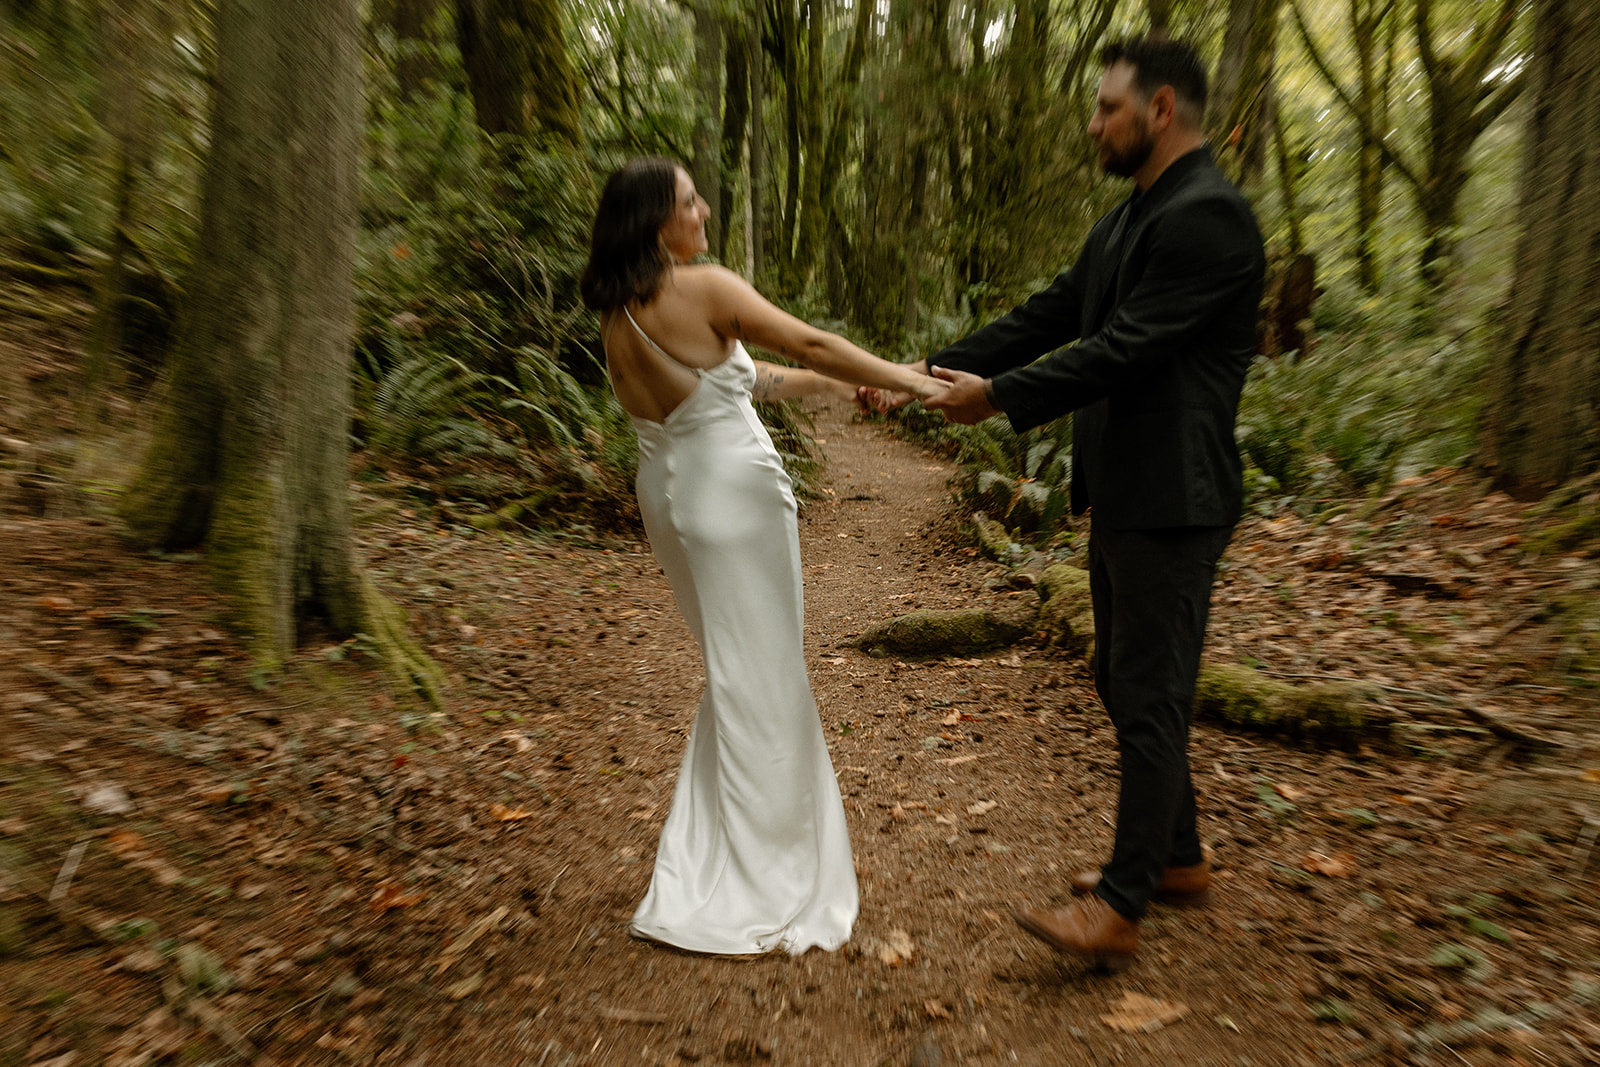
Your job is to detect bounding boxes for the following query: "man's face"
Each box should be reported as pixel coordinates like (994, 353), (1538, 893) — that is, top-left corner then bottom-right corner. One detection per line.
(1088, 62), (1156, 179)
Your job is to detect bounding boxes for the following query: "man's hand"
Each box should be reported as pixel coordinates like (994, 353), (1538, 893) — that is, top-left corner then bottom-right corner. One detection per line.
(922, 367), (998, 424)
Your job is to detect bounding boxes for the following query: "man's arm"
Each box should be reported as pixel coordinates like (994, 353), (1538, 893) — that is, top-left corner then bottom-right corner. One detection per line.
(990, 196), (1263, 432)
(926, 254), (1090, 379)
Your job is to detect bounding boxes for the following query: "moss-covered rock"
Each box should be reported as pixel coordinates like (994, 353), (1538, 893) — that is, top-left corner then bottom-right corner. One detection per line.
(1193, 663), (1384, 746)
(1035, 562), (1094, 659)
(972, 512), (1023, 564)
(850, 604), (1037, 658)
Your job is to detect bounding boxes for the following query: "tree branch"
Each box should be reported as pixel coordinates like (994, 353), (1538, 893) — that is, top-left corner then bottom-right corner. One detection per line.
(1288, 0), (1423, 192)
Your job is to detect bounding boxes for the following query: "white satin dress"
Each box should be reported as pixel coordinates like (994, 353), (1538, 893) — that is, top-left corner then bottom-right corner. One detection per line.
(616, 309), (858, 955)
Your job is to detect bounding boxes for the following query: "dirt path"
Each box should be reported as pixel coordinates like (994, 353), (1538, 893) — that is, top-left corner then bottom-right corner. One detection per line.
(3, 396), (1598, 1066)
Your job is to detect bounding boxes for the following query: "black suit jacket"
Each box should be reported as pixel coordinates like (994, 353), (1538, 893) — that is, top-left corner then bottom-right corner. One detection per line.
(928, 147), (1265, 531)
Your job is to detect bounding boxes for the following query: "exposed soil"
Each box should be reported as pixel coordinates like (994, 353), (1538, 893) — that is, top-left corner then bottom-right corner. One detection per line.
(3, 372), (1600, 1066)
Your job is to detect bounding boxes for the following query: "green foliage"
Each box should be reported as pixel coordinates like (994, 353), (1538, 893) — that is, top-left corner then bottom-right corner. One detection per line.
(1236, 330), (1488, 509)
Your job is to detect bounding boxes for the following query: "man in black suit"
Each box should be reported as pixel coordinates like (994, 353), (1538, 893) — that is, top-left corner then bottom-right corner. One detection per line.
(915, 38), (1266, 970)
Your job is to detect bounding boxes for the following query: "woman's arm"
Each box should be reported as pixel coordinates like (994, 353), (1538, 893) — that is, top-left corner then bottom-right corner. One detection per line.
(750, 360), (859, 403)
(695, 267), (946, 400)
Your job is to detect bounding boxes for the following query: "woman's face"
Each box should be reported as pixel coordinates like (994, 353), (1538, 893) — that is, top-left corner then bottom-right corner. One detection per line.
(659, 167), (710, 262)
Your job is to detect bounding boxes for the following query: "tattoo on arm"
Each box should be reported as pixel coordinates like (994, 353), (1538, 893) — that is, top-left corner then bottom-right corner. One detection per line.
(752, 367), (786, 402)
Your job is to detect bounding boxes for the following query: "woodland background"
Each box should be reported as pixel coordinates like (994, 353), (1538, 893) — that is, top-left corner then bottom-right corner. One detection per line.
(0, 0), (1596, 700)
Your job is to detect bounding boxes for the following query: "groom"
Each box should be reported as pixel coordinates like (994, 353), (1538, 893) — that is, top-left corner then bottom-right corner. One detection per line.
(908, 38), (1265, 970)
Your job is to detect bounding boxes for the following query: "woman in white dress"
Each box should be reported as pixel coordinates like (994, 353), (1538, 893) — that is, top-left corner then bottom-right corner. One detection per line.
(579, 158), (944, 955)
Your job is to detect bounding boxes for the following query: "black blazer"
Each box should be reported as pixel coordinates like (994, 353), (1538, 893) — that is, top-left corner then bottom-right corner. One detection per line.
(928, 147), (1265, 531)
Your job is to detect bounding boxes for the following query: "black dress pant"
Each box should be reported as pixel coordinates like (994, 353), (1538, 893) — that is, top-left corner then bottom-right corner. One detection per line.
(1086, 521), (1233, 920)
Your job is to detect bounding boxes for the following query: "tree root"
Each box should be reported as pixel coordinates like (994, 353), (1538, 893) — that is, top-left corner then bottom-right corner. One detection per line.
(360, 575), (446, 708)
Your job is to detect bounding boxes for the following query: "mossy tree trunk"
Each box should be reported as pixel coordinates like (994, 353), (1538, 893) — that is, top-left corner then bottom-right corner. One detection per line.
(1211, 0), (1282, 192)
(81, 0), (166, 427)
(688, 1), (724, 256)
(120, 0), (365, 667)
(1479, 0), (1600, 498)
(454, 0), (583, 145)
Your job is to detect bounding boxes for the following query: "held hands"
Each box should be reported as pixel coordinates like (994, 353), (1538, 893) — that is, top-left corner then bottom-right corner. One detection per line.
(855, 372), (950, 415)
(921, 366), (998, 425)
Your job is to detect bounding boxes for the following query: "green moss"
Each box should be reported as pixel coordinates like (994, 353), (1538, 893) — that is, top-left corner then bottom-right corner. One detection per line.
(1035, 563), (1094, 659)
(851, 606), (1036, 657)
(1194, 663), (1383, 746)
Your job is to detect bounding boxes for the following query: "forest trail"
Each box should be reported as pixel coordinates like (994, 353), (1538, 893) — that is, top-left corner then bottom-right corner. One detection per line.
(2, 395), (1598, 1066)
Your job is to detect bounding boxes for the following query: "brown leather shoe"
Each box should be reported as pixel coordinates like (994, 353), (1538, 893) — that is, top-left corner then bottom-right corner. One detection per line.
(1068, 862), (1211, 906)
(1013, 895), (1139, 972)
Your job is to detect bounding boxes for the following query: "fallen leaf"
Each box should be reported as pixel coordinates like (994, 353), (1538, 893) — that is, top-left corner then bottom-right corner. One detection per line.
(1301, 850), (1356, 878)
(966, 799), (998, 816)
(499, 731), (533, 753)
(84, 783), (134, 816)
(935, 754), (980, 766)
(877, 929), (916, 967)
(444, 971), (484, 1000)
(598, 1006), (670, 1024)
(38, 595), (75, 612)
(434, 906), (509, 974)
(369, 881), (426, 912)
(941, 710), (962, 726)
(1272, 782), (1306, 801)
(489, 802), (535, 822)
(1101, 991), (1190, 1033)
(924, 998), (952, 1020)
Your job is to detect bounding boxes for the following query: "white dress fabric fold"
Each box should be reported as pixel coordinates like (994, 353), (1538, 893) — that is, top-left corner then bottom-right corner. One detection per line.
(622, 328), (857, 955)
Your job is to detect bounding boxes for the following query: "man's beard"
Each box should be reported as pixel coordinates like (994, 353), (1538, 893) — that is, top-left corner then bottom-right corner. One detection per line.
(1101, 127), (1155, 178)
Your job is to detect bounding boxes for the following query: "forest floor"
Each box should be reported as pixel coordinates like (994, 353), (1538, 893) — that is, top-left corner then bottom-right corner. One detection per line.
(3, 335), (1600, 1066)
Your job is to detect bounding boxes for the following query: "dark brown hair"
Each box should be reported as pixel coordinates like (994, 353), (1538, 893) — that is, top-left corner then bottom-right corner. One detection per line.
(579, 157), (680, 310)
(1101, 38), (1208, 123)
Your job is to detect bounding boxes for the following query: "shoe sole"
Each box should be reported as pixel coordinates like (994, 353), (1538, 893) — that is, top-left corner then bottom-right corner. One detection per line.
(1012, 911), (1136, 974)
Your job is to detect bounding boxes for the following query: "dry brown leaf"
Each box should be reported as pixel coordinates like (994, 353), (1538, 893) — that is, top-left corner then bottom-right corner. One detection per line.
(877, 928), (916, 966)
(370, 881), (426, 912)
(924, 998), (952, 1020)
(935, 754), (980, 766)
(1100, 991), (1189, 1033)
(966, 800), (998, 816)
(434, 906), (509, 974)
(941, 710), (962, 726)
(443, 971), (484, 1001)
(489, 802), (535, 822)
(1272, 782), (1306, 801)
(1301, 850), (1356, 878)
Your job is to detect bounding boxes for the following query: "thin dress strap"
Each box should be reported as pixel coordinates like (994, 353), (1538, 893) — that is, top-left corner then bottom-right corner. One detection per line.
(622, 306), (701, 374)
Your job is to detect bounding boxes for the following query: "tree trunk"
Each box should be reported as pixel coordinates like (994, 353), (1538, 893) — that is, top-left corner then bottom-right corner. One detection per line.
(718, 20), (751, 263)
(748, 20), (766, 280)
(391, 0), (440, 101)
(688, 3), (724, 257)
(1479, 0), (1600, 497)
(1212, 0), (1281, 191)
(119, 0), (397, 677)
(777, 0), (800, 278)
(1148, 0), (1172, 37)
(455, 0), (583, 145)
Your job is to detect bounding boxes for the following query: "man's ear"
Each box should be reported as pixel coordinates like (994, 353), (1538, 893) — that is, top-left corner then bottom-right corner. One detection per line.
(1149, 84), (1177, 132)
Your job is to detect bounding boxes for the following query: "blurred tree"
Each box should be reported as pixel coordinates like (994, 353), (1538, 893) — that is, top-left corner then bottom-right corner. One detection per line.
(1293, 0), (1527, 291)
(687, 2), (724, 254)
(456, 0), (583, 144)
(81, 0), (170, 423)
(121, 0), (437, 695)
(1211, 0), (1282, 191)
(1479, 0), (1600, 497)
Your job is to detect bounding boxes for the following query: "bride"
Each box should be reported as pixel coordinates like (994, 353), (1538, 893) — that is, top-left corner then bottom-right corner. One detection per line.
(579, 157), (944, 955)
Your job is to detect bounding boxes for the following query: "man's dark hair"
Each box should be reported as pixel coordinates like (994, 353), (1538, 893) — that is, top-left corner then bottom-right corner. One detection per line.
(580, 157), (680, 310)
(1101, 38), (1208, 122)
